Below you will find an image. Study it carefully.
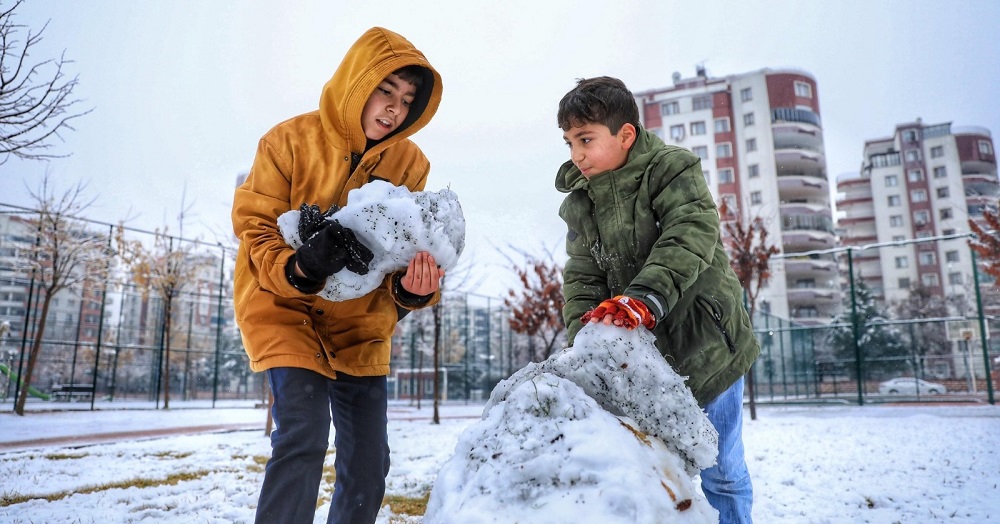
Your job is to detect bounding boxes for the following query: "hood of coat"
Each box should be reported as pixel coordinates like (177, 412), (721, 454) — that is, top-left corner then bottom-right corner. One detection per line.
(319, 27), (443, 158)
(554, 126), (660, 194)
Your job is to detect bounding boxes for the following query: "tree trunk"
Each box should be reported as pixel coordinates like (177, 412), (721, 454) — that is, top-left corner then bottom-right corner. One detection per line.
(15, 292), (53, 415)
(746, 304), (757, 421)
(162, 293), (173, 409)
(432, 303), (442, 425)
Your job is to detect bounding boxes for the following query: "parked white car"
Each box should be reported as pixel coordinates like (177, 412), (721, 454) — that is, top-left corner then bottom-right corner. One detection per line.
(878, 377), (947, 395)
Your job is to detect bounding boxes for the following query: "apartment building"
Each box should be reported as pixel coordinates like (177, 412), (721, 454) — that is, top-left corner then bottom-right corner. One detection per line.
(837, 122), (997, 306)
(634, 67), (839, 325)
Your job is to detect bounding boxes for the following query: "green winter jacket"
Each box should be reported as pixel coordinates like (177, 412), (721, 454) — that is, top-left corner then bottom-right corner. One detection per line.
(555, 127), (760, 406)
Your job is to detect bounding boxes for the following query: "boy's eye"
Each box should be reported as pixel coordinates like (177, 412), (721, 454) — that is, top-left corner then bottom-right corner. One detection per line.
(379, 87), (391, 95)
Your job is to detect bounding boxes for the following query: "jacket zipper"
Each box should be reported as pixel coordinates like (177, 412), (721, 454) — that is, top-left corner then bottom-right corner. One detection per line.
(700, 296), (736, 354)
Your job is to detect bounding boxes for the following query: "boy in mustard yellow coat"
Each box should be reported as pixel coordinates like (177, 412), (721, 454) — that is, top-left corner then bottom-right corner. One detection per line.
(232, 27), (443, 523)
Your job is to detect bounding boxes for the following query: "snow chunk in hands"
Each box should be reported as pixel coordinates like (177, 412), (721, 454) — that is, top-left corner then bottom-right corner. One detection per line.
(424, 372), (718, 523)
(277, 181), (465, 301)
(484, 323), (718, 476)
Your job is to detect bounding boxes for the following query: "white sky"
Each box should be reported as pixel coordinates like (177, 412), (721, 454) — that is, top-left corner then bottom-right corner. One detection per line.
(3, 0), (999, 297)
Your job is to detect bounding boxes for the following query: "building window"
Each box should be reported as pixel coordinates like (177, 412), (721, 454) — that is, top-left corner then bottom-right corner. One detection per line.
(670, 124), (685, 141)
(936, 186), (949, 198)
(979, 140), (994, 155)
(661, 101), (680, 116)
(746, 138), (757, 152)
(717, 143), (732, 158)
(692, 145), (708, 160)
(892, 235), (905, 242)
(692, 95), (713, 111)
(794, 81), (812, 98)
(933, 166), (947, 178)
(889, 215), (904, 227)
(743, 112), (755, 126)
(895, 256), (909, 268)
(948, 272), (963, 285)
(903, 130), (919, 143)
(898, 277), (911, 289)
(885, 175), (898, 187)
(914, 210), (930, 224)
(911, 189), (927, 202)
(750, 191), (762, 204)
(748, 164), (760, 178)
(943, 228), (956, 235)
(691, 121), (706, 135)
(945, 250), (960, 263)
(906, 149), (921, 162)
(939, 208), (953, 220)
(919, 251), (936, 265)
(703, 170), (710, 185)
(930, 146), (944, 158)
(721, 194), (737, 211)
(922, 273), (939, 287)
(719, 168), (734, 183)
(714, 118), (731, 133)
(888, 195), (901, 207)
(740, 87), (752, 102)
(908, 169), (924, 182)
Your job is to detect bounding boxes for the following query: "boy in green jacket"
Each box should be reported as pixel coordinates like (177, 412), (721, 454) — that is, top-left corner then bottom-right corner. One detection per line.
(555, 76), (760, 523)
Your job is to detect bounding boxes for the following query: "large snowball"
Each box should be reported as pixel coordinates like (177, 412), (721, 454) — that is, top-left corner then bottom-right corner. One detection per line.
(277, 181), (465, 301)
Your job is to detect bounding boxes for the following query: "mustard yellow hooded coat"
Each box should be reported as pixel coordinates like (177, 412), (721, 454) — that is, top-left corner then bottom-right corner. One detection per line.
(232, 27), (443, 378)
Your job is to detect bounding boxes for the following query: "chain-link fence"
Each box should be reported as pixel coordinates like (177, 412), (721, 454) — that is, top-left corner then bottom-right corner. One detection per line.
(4, 203), (997, 412)
(749, 234), (998, 405)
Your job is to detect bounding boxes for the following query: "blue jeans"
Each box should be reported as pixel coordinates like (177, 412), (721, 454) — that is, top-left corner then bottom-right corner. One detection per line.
(255, 367), (390, 524)
(701, 377), (754, 523)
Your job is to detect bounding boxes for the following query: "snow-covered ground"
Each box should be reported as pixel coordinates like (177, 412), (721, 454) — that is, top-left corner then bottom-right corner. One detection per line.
(1, 400), (998, 523)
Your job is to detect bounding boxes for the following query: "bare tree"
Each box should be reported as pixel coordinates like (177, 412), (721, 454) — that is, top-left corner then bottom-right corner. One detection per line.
(0, 0), (91, 164)
(14, 175), (106, 415)
(503, 249), (566, 363)
(115, 227), (199, 409)
(718, 200), (779, 421)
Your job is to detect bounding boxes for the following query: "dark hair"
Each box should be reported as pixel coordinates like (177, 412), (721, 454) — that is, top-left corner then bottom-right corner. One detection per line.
(394, 65), (426, 90)
(557, 76), (640, 133)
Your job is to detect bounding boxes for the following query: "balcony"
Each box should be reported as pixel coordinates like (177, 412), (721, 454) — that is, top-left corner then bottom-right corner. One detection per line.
(963, 172), (1000, 197)
(778, 174), (829, 201)
(772, 122), (824, 150)
(784, 258), (839, 279)
(775, 149), (826, 179)
(787, 287), (840, 305)
(771, 107), (822, 127)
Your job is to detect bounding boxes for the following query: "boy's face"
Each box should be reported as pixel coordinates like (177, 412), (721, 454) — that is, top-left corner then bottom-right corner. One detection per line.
(562, 121), (636, 179)
(361, 73), (417, 141)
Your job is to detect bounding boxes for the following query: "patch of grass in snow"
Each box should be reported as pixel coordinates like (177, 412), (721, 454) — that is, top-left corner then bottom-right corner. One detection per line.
(150, 450), (194, 459)
(0, 470), (212, 507)
(383, 493), (430, 516)
(43, 451), (88, 460)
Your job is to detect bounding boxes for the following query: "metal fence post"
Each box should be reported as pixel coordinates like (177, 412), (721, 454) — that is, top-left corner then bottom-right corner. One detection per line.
(970, 249), (995, 404)
(847, 248), (864, 406)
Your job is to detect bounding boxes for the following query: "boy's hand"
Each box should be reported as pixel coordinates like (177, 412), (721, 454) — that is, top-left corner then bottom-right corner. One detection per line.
(400, 251), (444, 296)
(295, 220), (374, 280)
(298, 203), (341, 242)
(581, 295), (655, 330)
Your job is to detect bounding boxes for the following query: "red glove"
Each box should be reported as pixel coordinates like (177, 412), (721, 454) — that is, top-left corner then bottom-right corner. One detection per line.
(581, 295), (656, 330)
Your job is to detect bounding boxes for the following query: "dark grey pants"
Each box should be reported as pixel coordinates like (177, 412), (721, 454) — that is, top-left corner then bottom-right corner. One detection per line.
(256, 367), (390, 524)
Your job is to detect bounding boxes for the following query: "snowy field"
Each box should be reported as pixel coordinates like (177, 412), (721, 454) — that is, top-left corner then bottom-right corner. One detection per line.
(1, 401), (998, 523)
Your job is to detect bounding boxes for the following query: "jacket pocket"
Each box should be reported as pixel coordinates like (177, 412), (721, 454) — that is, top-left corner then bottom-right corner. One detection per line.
(695, 295), (736, 354)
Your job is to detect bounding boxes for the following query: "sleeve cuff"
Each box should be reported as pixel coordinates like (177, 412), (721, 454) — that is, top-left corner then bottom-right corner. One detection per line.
(285, 254), (325, 294)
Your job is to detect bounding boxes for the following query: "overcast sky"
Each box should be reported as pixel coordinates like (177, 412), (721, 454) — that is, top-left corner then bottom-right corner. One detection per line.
(3, 0), (999, 297)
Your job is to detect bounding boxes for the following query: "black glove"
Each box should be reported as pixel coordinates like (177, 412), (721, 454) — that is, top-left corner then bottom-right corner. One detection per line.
(295, 220), (374, 281)
(297, 203), (341, 242)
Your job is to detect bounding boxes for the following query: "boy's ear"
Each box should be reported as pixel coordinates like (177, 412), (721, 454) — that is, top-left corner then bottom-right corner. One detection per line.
(618, 123), (637, 150)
